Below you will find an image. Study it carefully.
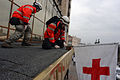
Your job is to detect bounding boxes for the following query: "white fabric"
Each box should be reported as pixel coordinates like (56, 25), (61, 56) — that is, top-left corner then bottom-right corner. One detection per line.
(74, 43), (118, 80)
(54, 45), (60, 48)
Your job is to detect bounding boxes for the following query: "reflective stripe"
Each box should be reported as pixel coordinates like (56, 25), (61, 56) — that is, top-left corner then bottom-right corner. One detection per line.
(61, 36), (65, 38)
(49, 37), (54, 40)
(24, 6), (33, 12)
(23, 16), (29, 20)
(51, 23), (56, 26)
(48, 27), (55, 31)
(16, 10), (22, 15)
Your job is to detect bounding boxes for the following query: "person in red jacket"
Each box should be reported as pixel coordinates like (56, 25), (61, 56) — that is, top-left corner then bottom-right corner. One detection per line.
(42, 16), (69, 49)
(1, 2), (42, 48)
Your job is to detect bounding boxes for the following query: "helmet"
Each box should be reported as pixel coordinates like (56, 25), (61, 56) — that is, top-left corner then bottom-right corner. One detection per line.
(61, 16), (70, 25)
(33, 2), (42, 11)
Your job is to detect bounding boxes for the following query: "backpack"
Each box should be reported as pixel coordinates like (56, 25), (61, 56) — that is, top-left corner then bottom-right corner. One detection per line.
(46, 16), (60, 26)
(9, 17), (21, 25)
(46, 16), (63, 37)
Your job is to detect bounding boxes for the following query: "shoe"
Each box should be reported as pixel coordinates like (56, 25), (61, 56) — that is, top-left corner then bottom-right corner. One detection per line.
(1, 42), (13, 48)
(21, 42), (32, 46)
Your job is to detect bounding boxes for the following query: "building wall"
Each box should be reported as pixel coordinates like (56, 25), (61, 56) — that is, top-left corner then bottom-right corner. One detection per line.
(68, 35), (81, 46)
(59, 0), (69, 16)
(68, 35), (73, 46)
(55, 0), (71, 16)
(0, 0), (71, 41)
(72, 36), (81, 46)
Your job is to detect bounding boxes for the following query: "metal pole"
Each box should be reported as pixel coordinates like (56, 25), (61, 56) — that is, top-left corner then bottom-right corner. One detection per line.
(31, 15), (35, 41)
(7, 0), (14, 39)
(42, 0), (48, 40)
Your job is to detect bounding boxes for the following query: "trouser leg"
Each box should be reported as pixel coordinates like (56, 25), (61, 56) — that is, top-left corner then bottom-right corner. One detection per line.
(42, 38), (52, 49)
(55, 40), (64, 48)
(23, 25), (32, 43)
(1, 24), (24, 48)
(22, 25), (32, 46)
(5, 25), (24, 44)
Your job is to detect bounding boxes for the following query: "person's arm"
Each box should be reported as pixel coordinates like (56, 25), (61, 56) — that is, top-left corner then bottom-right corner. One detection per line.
(60, 30), (65, 41)
(47, 23), (56, 46)
(60, 30), (67, 47)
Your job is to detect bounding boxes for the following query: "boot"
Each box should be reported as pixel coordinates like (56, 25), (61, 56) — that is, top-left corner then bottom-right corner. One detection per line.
(1, 42), (13, 48)
(21, 42), (31, 46)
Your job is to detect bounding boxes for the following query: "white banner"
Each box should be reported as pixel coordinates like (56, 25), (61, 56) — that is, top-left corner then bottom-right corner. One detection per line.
(74, 43), (118, 80)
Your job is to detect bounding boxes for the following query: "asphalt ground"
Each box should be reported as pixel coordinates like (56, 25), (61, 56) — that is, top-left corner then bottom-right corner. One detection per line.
(0, 42), (68, 80)
(68, 61), (78, 80)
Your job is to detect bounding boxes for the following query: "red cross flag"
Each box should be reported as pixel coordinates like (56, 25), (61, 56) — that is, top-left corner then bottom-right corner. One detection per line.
(74, 43), (118, 80)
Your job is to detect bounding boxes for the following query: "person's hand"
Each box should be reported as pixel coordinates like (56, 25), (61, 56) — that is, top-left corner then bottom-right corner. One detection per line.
(54, 45), (60, 49)
(64, 42), (67, 47)
(24, 22), (30, 25)
(27, 23), (30, 25)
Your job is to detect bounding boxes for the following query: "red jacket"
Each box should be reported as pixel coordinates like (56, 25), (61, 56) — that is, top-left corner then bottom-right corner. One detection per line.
(44, 21), (65, 43)
(12, 5), (36, 23)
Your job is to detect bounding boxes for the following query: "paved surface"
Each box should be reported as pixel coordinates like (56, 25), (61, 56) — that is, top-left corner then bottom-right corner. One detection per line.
(68, 61), (78, 80)
(0, 42), (68, 80)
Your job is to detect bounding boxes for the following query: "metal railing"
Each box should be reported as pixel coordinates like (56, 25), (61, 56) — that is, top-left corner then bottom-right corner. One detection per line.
(0, 0), (61, 42)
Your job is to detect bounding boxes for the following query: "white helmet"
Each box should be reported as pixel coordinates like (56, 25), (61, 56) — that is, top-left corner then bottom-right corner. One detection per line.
(33, 2), (42, 11)
(61, 16), (70, 25)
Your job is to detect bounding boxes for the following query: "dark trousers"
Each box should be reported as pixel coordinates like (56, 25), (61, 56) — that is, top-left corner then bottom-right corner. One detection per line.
(42, 38), (64, 49)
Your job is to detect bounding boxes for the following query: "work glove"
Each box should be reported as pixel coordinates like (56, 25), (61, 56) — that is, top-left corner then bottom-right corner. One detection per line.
(64, 42), (67, 47)
(24, 22), (30, 25)
(54, 45), (60, 49)
(24, 22), (28, 25)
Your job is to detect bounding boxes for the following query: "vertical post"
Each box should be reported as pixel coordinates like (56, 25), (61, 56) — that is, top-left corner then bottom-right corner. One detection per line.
(65, 25), (69, 45)
(31, 14), (35, 41)
(7, 0), (14, 39)
(42, 0), (48, 40)
(56, 69), (58, 80)
(61, 63), (63, 80)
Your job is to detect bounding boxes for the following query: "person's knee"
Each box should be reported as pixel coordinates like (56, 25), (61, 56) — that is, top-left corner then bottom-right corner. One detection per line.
(59, 44), (64, 48)
(42, 38), (52, 49)
(56, 40), (64, 48)
(15, 25), (24, 32)
(25, 26), (32, 33)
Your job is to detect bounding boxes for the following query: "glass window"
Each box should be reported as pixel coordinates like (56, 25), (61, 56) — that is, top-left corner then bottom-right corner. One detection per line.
(57, 0), (62, 5)
(45, 2), (53, 22)
(0, 0), (11, 27)
(33, 18), (44, 36)
(52, 8), (57, 17)
(0, 0), (11, 35)
(35, 0), (46, 22)
(14, 0), (35, 6)
(49, 0), (53, 5)
(10, 4), (19, 30)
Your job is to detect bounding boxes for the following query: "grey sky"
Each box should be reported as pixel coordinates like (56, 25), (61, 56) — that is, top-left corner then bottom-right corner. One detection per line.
(69, 0), (120, 44)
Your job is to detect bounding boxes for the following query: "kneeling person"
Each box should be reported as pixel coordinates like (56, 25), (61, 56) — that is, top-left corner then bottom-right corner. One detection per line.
(42, 16), (69, 49)
(1, 2), (42, 48)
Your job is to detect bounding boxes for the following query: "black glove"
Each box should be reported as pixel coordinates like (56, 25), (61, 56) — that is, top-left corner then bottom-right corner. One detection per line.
(24, 22), (28, 25)
(51, 43), (55, 47)
(9, 17), (20, 25)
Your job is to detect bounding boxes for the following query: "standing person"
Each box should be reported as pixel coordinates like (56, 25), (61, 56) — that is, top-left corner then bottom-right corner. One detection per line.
(1, 2), (42, 48)
(42, 16), (69, 49)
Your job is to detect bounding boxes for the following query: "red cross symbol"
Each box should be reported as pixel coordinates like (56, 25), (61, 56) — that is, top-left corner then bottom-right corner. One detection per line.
(83, 59), (110, 80)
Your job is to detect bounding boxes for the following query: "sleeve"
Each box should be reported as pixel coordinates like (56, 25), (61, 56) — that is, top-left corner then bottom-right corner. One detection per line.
(22, 7), (33, 23)
(60, 30), (65, 41)
(47, 24), (56, 43)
